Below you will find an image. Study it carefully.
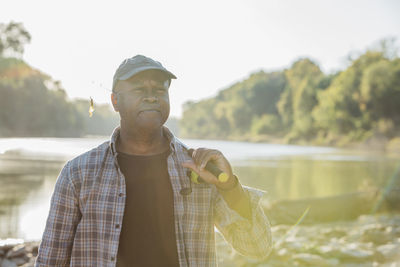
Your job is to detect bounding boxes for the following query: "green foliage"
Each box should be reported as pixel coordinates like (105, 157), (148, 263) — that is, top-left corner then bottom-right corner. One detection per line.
(181, 71), (287, 139)
(246, 71), (286, 116)
(360, 59), (400, 122)
(251, 114), (281, 135)
(312, 50), (398, 141)
(0, 22), (116, 137)
(181, 40), (400, 145)
(0, 22), (31, 57)
(0, 24), (398, 145)
(0, 57), (118, 137)
(279, 58), (324, 139)
(180, 98), (227, 139)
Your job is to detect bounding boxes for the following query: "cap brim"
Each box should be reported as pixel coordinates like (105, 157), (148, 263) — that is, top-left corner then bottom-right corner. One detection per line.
(119, 66), (177, 81)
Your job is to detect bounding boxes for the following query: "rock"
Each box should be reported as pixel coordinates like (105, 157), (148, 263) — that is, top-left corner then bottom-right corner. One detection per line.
(267, 247), (292, 263)
(30, 245), (38, 257)
(1, 259), (17, 267)
(0, 245), (13, 255)
(10, 256), (28, 266)
(315, 245), (339, 257)
(0, 240), (24, 250)
(280, 235), (312, 252)
(392, 226), (400, 238)
(339, 263), (375, 267)
(343, 229), (363, 243)
(21, 243), (38, 257)
(323, 228), (347, 239)
(276, 248), (289, 258)
(361, 227), (393, 245)
(6, 245), (27, 258)
(271, 225), (291, 234)
(20, 257), (36, 267)
(376, 243), (400, 262)
(265, 191), (378, 225)
(0, 242), (39, 267)
(281, 240), (304, 251)
(325, 258), (340, 266)
(292, 253), (330, 266)
(338, 245), (374, 262)
(257, 259), (288, 267)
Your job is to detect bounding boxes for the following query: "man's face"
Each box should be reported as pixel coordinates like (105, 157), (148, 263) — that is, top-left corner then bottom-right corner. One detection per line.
(112, 70), (170, 131)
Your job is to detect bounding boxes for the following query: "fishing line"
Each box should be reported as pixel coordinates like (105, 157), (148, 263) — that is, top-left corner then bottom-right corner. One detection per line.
(370, 162), (400, 214)
(273, 206), (311, 248)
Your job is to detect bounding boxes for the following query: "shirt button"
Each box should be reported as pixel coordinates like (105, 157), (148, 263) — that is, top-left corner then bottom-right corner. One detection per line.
(118, 193), (123, 197)
(111, 256), (115, 261)
(115, 224), (120, 229)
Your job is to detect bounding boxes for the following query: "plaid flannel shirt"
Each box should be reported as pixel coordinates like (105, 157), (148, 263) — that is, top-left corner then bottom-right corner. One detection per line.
(36, 127), (272, 267)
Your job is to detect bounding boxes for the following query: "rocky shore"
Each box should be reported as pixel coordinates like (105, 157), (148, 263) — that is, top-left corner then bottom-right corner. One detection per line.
(0, 241), (37, 267)
(217, 213), (400, 267)
(1, 214), (399, 267)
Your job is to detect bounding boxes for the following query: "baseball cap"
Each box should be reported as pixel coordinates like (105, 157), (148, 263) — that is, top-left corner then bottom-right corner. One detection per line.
(112, 55), (177, 91)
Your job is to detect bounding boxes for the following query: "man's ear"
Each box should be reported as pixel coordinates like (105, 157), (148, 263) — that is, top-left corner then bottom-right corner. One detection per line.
(111, 93), (119, 112)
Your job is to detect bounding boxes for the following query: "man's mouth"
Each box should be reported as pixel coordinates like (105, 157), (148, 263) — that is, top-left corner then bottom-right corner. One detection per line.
(139, 109), (160, 113)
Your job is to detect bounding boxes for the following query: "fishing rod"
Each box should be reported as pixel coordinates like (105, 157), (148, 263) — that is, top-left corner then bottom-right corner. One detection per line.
(186, 148), (229, 184)
(180, 148), (230, 195)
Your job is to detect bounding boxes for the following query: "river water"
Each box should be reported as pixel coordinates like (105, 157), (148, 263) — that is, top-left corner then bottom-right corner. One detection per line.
(0, 137), (399, 241)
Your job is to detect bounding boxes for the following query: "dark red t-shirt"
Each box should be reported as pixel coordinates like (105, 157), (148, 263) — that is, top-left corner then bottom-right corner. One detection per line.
(116, 149), (179, 267)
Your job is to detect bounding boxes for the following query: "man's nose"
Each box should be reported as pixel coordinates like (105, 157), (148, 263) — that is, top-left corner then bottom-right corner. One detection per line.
(144, 96), (157, 103)
(143, 92), (158, 103)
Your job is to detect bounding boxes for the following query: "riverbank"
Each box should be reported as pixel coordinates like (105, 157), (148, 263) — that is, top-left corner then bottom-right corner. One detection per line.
(185, 134), (400, 155)
(216, 213), (400, 267)
(1, 213), (399, 267)
(0, 241), (37, 267)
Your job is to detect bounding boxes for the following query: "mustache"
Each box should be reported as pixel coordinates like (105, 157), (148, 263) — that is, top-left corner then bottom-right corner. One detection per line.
(138, 105), (161, 112)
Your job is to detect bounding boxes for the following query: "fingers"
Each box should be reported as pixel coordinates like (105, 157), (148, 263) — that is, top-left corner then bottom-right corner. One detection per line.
(183, 147), (234, 186)
(181, 160), (220, 185)
(191, 148), (222, 171)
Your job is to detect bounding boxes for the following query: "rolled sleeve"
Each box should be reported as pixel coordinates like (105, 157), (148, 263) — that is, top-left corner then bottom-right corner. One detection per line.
(214, 185), (272, 260)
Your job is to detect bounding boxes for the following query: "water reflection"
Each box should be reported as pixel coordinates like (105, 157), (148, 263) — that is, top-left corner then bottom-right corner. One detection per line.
(235, 156), (398, 200)
(0, 137), (399, 241)
(0, 158), (64, 240)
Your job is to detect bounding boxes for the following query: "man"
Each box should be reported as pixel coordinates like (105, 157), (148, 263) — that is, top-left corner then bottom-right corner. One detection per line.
(35, 55), (272, 266)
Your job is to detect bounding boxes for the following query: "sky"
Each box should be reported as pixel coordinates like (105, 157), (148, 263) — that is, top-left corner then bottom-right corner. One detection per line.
(1, 0), (399, 117)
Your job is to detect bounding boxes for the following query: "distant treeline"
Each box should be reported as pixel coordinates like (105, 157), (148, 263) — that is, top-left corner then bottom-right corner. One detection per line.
(0, 57), (119, 137)
(0, 56), (181, 138)
(1, 20), (399, 144)
(180, 41), (400, 146)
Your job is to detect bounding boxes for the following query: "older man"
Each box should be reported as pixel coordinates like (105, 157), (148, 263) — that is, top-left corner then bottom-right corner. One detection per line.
(36, 55), (272, 267)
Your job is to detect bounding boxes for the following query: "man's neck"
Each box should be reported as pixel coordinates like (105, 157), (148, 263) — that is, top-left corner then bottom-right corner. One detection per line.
(117, 126), (168, 156)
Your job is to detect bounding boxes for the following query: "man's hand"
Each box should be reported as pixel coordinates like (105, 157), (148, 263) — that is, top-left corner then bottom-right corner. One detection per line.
(181, 148), (237, 190)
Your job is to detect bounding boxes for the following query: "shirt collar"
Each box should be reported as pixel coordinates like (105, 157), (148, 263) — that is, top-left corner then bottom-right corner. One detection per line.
(109, 126), (177, 156)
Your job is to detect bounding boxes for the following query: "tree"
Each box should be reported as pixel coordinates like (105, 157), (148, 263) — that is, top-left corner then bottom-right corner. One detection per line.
(0, 56), (118, 137)
(175, 39), (400, 145)
(0, 21), (31, 57)
(277, 58), (324, 140)
(312, 51), (390, 141)
(360, 59), (400, 121)
(246, 71), (286, 116)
